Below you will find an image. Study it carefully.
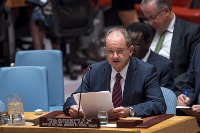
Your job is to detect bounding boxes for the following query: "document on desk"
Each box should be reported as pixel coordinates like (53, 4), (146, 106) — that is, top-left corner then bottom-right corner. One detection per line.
(176, 106), (191, 109)
(73, 91), (114, 118)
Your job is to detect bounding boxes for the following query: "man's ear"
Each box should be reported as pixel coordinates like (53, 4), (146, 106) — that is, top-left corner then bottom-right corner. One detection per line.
(129, 45), (134, 56)
(163, 5), (170, 15)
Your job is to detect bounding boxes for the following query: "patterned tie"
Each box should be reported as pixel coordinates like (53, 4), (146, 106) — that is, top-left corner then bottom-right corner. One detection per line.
(154, 31), (166, 53)
(112, 73), (122, 108)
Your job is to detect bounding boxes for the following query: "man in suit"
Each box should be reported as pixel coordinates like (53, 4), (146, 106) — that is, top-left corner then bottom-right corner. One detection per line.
(63, 27), (166, 119)
(141, 0), (200, 96)
(177, 43), (200, 125)
(127, 22), (174, 91)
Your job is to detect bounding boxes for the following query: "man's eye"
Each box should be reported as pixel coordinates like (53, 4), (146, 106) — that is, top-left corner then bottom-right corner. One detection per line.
(108, 50), (113, 53)
(117, 50), (124, 53)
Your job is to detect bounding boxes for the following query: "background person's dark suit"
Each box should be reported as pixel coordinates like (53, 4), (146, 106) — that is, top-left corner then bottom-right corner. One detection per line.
(151, 17), (200, 95)
(64, 57), (166, 117)
(177, 43), (200, 125)
(147, 50), (174, 91)
(181, 43), (200, 105)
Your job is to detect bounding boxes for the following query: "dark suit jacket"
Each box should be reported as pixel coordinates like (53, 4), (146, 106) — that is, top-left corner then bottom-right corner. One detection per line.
(182, 43), (200, 105)
(63, 57), (166, 117)
(147, 50), (174, 91)
(151, 17), (200, 94)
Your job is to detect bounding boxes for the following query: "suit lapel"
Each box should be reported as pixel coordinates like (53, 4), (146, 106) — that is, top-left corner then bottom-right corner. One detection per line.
(147, 50), (156, 65)
(101, 62), (112, 91)
(122, 57), (137, 105)
(170, 17), (182, 61)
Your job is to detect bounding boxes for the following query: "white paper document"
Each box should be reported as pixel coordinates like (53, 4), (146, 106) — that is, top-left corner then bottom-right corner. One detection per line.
(73, 91), (114, 118)
(101, 124), (117, 127)
(176, 106), (191, 109)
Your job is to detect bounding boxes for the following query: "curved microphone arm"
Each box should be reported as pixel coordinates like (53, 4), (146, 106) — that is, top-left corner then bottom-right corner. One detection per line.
(78, 66), (92, 118)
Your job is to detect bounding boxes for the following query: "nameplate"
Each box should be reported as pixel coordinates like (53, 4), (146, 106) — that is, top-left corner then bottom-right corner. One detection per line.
(39, 117), (100, 128)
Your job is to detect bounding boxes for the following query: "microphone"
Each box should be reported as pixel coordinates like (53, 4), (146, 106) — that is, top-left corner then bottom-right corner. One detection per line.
(78, 66), (92, 118)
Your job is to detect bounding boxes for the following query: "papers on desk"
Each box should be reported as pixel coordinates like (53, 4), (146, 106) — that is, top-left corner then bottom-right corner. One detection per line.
(122, 117), (143, 120)
(176, 106), (192, 109)
(101, 124), (117, 127)
(73, 91), (114, 118)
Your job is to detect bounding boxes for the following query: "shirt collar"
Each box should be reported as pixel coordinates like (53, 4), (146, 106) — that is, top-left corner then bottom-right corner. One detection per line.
(142, 48), (151, 62)
(166, 13), (176, 33)
(111, 61), (130, 80)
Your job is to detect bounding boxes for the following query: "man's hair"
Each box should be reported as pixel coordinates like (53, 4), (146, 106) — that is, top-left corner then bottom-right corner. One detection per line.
(141, 0), (172, 11)
(105, 27), (132, 47)
(127, 22), (151, 41)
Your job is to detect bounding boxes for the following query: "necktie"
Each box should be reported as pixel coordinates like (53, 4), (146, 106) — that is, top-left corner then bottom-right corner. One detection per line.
(112, 73), (122, 108)
(154, 31), (166, 53)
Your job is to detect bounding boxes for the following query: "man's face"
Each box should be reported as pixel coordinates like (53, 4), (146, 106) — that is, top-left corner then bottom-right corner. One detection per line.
(104, 31), (133, 72)
(130, 32), (150, 59)
(142, 2), (170, 32)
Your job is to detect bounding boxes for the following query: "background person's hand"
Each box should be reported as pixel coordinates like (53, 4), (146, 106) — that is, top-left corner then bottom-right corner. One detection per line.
(180, 105), (200, 118)
(192, 105), (200, 112)
(177, 94), (190, 106)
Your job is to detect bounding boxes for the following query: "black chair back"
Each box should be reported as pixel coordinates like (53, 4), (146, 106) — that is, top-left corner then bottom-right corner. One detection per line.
(51, 0), (95, 38)
(0, 0), (6, 41)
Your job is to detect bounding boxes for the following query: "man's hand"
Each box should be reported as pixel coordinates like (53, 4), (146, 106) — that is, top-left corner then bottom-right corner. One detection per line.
(107, 107), (129, 119)
(192, 105), (200, 112)
(177, 94), (190, 106)
(181, 105), (200, 118)
(69, 105), (85, 118)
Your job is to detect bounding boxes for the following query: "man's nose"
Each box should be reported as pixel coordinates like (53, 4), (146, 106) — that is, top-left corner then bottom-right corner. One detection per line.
(113, 52), (119, 58)
(148, 20), (154, 25)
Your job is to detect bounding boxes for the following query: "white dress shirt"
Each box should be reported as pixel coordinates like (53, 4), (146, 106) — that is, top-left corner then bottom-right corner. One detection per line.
(150, 14), (176, 59)
(142, 48), (151, 62)
(110, 62), (129, 97)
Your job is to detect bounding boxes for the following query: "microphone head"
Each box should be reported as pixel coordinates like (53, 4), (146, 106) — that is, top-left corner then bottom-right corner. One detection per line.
(87, 66), (92, 71)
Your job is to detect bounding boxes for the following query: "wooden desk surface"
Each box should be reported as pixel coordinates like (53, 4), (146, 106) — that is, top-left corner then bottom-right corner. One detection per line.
(6, 0), (28, 8)
(0, 126), (2, 133)
(1, 112), (200, 133)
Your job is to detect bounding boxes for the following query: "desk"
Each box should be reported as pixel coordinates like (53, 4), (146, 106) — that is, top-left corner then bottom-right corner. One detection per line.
(0, 126), (2, 133)
(1, 112), (200, 133)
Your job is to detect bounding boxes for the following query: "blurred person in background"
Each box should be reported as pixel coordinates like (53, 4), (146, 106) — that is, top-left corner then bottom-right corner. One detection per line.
(127, 22), (174, 91)
(141, 0), (200, 96)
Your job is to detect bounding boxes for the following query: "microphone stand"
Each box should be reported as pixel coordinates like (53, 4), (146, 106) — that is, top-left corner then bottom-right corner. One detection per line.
(78, 66), (92, 118)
